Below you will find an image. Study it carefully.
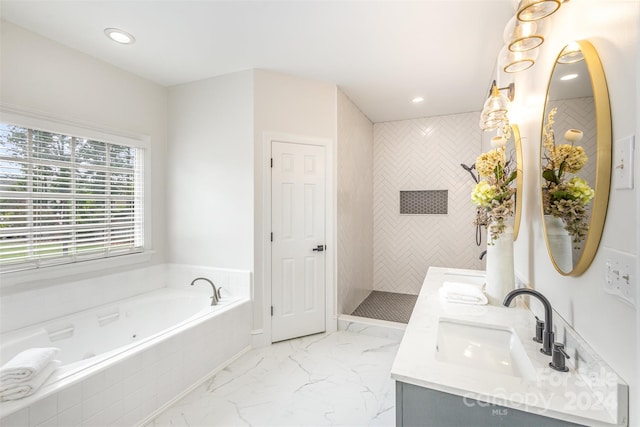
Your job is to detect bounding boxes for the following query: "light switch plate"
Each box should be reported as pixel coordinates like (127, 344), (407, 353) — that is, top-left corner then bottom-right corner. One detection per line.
(603, 247), (636, 306)
(614, 135), (634, 190)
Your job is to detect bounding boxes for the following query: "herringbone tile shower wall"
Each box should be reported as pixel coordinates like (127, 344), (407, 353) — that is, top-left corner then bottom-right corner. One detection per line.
(373, 113), (483, 295)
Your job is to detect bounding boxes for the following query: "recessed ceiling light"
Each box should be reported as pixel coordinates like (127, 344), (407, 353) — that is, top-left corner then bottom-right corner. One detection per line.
(412, 97), (425, 104)
(560, 73), (579, 81)
(104, 28), (135, 45)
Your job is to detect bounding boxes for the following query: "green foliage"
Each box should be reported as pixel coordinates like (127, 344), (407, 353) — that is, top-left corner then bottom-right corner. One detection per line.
(542, 169), (559, 185)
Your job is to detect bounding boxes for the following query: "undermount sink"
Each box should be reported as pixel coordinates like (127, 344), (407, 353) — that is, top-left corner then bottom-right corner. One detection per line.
(435, 319), (536, 381)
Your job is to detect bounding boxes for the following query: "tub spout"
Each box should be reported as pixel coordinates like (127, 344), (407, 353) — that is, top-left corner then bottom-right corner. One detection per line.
(190, 277), (220, 306)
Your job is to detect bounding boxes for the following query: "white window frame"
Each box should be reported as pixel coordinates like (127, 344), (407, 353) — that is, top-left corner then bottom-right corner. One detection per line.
(0, 105), (153, 287)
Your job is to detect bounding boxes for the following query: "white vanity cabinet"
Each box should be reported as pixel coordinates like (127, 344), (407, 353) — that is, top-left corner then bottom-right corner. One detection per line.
(391, 267), (628, 427)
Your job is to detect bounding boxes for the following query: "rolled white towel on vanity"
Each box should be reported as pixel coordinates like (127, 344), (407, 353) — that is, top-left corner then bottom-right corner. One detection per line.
(0, 360), (60, 401)
(439, 281), (488, 305)
(0, 347), (60, 384)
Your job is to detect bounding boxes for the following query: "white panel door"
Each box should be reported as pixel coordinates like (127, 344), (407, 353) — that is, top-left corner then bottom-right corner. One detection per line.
(271, 141), (326, 342)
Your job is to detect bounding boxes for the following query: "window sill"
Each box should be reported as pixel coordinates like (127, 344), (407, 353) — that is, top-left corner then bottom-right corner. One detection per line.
(0, 251), (155, 290)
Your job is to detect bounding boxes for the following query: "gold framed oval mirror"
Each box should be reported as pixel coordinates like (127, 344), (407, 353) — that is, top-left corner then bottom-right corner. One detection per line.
(474, 123), (523, 240)
(540, 39), (611, 276)
(511, 124), (524, 240)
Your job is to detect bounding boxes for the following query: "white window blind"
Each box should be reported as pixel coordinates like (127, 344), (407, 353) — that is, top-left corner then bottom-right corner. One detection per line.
(0, 123), (144, 272)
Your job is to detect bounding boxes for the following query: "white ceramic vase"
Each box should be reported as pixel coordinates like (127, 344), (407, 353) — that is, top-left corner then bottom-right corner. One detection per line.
(485, 223), (515, 305)
(544, 214), (573, 272)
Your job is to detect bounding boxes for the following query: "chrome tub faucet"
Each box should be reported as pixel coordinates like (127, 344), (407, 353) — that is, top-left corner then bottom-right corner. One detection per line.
(190, 277), (222, 306)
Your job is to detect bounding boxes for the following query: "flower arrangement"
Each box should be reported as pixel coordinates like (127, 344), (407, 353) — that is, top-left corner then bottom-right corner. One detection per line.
(541, 107), (594, 248)
(471, 126), (517, 242)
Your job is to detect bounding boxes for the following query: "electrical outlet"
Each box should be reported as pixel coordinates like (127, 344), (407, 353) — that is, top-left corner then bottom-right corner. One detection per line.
(603, 247), (636, 306)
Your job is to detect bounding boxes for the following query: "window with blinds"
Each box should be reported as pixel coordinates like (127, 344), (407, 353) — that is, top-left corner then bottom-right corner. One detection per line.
(0, 123), (144, 272)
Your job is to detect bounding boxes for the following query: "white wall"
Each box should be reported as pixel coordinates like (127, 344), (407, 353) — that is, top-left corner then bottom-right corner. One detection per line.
(631, 14), (640, 424)
(253, 69), (337, 345)
(166, 71), (254, 270)
(336, 90), (374, 315)
(373, 112), (483, 295)
(504, 1), (639, 422)
(0, 21), (168, 282)
(637, 13), (640, 422)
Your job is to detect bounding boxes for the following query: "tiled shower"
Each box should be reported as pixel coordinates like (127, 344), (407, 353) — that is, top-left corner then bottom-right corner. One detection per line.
(338, 97), (487, 319)
(372, 112), (485, 295)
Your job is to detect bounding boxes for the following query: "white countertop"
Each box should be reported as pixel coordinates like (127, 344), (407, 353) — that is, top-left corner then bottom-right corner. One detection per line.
(391, 267), (627, 426)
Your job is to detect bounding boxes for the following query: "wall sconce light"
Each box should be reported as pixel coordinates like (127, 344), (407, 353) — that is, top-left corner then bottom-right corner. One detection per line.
(499, 45), (539, 73)
(503, 16), (546, 52)
(479, 114), (506, 132)
(479, 80), (515, 131)
(516, 0), (561, 22)
(557, 41), (584, 64)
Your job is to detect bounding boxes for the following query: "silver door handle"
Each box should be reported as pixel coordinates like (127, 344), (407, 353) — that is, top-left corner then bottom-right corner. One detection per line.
(312, 245), (325, 252)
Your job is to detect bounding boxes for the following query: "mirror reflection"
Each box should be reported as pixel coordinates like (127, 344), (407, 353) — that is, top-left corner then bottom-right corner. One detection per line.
(470, 124), (522, 242)
(541, 40), (610, 275)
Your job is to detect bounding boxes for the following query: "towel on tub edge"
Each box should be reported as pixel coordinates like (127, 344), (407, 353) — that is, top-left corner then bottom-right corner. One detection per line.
(0, 360), (60, 401)
(439, 281), (488, 305)
(0, 347), (60, 384)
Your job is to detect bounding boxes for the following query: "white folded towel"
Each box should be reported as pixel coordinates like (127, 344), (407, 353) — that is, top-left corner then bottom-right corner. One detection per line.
(439, 281), (488, 305)
(0, 360), (60, 401)
(0, 347), (60, 384)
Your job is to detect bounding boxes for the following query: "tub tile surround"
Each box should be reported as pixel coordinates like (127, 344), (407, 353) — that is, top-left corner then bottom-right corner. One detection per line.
(0, 264), (252, 426)
(391, 267), (629, 426)
(0, 263), (250, 334)
(1, 303), (252, 426)
(0, 265), (167, 334)
(163, 264), (251, 300)
(149, 330), (400, 427)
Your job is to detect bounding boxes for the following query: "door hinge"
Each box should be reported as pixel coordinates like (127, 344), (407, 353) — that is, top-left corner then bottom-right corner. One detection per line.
(270, 158), (273, 168)
(271, 306), (274, 316)
(270, 232), (273, 242)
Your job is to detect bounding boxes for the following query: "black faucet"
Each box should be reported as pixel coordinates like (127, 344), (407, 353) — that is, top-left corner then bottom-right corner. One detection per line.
(503, 289), (554, 355)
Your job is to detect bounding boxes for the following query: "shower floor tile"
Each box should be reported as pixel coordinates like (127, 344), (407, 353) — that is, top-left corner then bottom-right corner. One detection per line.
(350, 291), (418, 324)
(148, 331), (399, 427)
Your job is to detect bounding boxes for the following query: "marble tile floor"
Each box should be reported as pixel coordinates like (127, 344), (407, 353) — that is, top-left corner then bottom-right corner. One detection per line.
(148, 331), (400, 427)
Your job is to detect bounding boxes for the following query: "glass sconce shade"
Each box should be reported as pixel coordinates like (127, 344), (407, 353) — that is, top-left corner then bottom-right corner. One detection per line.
(503, 16), (546, 52)
(557, 42), (585, 64)
(516, 0), (561, 22)
(479, 83), (511, 131)
(480, 114), (505, 131)
(482, 85), (509, 117)
(499, 45), (539, 73)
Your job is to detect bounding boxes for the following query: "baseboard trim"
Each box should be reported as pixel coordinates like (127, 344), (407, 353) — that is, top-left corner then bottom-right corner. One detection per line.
(136, 345), (252, 426)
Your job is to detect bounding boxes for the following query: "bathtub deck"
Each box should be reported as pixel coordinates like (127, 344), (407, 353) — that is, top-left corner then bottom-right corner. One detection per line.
(148, 330), (400, 426)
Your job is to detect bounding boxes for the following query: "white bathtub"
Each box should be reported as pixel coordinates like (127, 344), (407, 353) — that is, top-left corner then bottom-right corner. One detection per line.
(0, 266), (252, 426)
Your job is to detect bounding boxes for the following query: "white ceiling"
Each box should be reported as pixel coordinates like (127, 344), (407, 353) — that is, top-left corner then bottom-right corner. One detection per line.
(0, 1), (514, 123)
